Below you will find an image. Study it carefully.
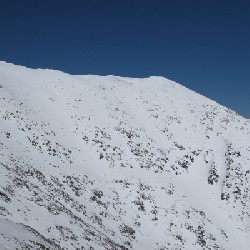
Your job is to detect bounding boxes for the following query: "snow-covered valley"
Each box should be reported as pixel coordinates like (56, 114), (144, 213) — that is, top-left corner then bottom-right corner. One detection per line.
(0, 61), (249, 249)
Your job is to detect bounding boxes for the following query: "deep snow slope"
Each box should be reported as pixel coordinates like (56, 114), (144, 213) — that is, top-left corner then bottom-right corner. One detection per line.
(0, 61), (249, 249)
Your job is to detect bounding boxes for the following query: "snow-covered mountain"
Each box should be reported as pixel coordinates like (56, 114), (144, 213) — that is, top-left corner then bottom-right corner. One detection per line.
(0, 61), (249, 249)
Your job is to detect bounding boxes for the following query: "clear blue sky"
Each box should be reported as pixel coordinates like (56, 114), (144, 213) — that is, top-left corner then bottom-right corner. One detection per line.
(0, 0), (249, 118)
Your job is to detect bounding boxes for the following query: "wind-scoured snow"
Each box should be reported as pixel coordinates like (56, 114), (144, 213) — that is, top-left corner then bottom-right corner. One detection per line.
(0, 61), (249, 249)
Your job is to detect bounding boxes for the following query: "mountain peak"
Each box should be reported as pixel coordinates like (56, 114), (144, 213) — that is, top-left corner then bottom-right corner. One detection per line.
(0, 62), (249, 249)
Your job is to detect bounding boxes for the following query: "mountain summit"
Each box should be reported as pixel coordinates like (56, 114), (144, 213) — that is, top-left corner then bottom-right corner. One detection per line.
(0, 62), (249, 249)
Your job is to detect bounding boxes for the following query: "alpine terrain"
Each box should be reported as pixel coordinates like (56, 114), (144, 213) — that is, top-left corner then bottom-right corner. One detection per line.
(0, 61), (249, 249)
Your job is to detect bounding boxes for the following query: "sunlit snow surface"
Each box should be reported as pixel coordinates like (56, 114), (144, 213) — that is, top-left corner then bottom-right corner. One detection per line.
(0, 61), (249, 249)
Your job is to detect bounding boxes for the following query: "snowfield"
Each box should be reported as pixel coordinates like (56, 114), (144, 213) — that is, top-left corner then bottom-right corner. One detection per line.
(0, 61), (249, 249)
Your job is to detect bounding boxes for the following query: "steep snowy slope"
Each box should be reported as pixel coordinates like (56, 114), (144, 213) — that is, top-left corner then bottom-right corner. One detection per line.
(0, 61), (249, 249)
